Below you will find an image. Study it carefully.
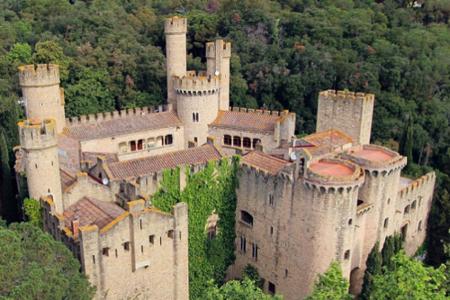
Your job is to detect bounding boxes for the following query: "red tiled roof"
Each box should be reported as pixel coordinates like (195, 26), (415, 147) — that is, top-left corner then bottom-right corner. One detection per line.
(210, 111), (280, 133)
(63, 197), (125, 230)
(301, 129), (353, 156)
(107, 144), (222, 180)
(64, 111), (182, 141)
(60, 169), (76, 191)
(242, 151), (291, 175)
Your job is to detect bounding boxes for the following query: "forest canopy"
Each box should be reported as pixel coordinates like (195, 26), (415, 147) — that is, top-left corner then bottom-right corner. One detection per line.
(0, 0), (449, 266)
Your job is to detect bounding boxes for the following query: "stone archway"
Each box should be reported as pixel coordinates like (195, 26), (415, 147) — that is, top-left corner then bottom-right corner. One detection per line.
(349, 267), (363, 296)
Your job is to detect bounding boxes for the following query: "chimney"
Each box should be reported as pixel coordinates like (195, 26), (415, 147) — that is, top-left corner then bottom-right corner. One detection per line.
(72, 219), (80, 239)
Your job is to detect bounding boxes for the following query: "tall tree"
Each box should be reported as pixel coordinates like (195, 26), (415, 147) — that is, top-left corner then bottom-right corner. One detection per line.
(205, 277), (282, 300)
(0, 129), (14, 221)
(360, 242), (382, 300)
(306, 262), (352, 300)
(370, 251), (447, 300)
(381, 234), (403, 270)
(0, 222), (95, 299)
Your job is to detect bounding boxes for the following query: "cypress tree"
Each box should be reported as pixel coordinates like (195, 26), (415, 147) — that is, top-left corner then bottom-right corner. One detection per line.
(400, 114), (414, 165)
(0, 129), (13, 221)
(382, 235), (403, 271)
(360, 242), (382, 300)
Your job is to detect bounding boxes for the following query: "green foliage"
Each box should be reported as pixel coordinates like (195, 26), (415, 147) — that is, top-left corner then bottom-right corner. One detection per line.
(0, 128), (14, 221)
(23, 198), (42, 228)
(360, 242), (382, 300)
(152, 157), (239, 299)
(305, 262), (352, 300)
(0, 222), (95, 299)
(32, 41), (71, 81)
(242, 264), (263, 288)
(205, 277), (282, 300)
(370, 251), (448, 300)
(381, 234), (403, 271)
(6, 43), (32, 65)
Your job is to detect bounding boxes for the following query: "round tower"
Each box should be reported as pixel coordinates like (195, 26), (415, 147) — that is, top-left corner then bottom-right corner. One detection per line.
(342, 145), (406, 256)
(165, 16), (187, 109)
(174, 75), (220, 148)
(18, 64), (66, 133)
(206, 39), (231, 111)
(298, 158), (364, 289)
(18, 118), (63, 213)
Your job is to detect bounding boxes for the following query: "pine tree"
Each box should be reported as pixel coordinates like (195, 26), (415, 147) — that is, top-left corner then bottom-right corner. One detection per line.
(382, 235), (403, 271)
(360, 242), (382, 300)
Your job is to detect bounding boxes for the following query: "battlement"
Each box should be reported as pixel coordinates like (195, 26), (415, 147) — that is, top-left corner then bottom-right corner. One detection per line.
(18, 118), (57, 149)
(319, 90), (375, 102)
(173, 75), (219, 95)
(231, 106), (290, 117)
(164, 16), (187, 34)
(18, 64), (60, 87)
(343, 144), (406, 171)
(66, 104), (172, 126)
(206, 40), (232, 58)
(399, 172), (436, 199)
(305, 158), (363, 186)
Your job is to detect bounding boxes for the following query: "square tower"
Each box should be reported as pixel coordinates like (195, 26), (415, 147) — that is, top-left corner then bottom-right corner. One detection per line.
(316, 90), (374, 145)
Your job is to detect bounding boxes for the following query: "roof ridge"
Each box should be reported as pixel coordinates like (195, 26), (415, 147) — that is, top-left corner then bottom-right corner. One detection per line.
(83, 197), (122, 220)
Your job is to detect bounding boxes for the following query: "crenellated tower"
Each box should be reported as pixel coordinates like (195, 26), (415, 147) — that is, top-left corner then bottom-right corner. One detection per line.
(206, 39), (231, 111)
(165, 16), (187, 109)
(18, 64), (66, 133)
(317, 90), (374, 145)
(18, 119), (63, 213)
(174, 75), (220, 148)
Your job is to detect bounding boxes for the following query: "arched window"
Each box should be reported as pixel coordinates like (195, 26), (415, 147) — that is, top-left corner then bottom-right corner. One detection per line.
(240, 210), (253, 227)
(418, 220), (422, 231)
(404, 205), (410, 214)
(224, 135), (232, 145)
(344, 250), (351, 260)
(233, 136), (241, 147)
(252, 138), (261, 148)
(411, 200), (417, 209)
(243, 137), (251, 148)
(165, 134), (173, 145)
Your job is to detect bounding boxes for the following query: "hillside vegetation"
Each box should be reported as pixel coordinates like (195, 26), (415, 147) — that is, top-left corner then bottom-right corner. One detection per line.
(0, 0), (449, 268)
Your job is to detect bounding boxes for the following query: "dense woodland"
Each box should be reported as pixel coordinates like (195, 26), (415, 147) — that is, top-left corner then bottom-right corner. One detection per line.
(0, 0), (449, 296)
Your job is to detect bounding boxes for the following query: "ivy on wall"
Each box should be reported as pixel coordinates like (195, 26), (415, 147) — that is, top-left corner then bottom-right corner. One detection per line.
(152, 157), (240, 299)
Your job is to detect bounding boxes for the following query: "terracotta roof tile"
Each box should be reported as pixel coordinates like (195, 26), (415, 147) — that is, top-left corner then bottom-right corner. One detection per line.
(63, 197), (125, 230)
(210, 111), (280, 133)
(60, 169), (76, 191)
(107, 144), (222, 180)
(242, 151), (291, 175)
(64, 111), (182, 141)
(301, 129), (353, 156)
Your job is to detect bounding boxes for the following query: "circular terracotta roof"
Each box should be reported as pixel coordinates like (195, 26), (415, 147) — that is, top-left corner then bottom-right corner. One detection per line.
(309, 160), (354, 177)
(351, 148), (396, 162)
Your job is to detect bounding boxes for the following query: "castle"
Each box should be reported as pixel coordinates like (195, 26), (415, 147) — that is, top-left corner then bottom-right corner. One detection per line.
(14, 16), (435, 299)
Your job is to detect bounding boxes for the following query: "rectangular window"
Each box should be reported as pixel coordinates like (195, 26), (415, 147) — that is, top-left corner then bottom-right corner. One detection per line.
(149, 235), (155, 244)
(130, 140), (137, 151)
(233, 136), (241, 147)
(102, 247), (109, 256)
(240, 236), (246, 253)
(269, 194), (274, 206)
(137, 139), (143, 150)
(252, 243), (258, 261)
(167, 230), (174, 239)
(240, 210), (254, 227)
(123, 242), (130, 251)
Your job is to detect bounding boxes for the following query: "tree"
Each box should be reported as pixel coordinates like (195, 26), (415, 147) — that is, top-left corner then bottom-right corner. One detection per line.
(360, 242), (382, 300)
(370, 251), (447, 300)
(381, 234), (403, 270)
(23, 198), (42, 228)
(205, 277), (282, 300)
(0, 222), (95, 299)
(243, 264), (264, 288)
(306, 262), (352, 300)
(0, 129), (14, 221)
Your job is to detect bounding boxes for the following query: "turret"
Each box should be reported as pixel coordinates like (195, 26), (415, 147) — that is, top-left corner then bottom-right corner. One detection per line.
(316, 90), (374, 145)
(18, 64), (66, 133)
(18, 119), (63, 213)
(165, 16), (187, 109)
(173, 74), (220, 148)
(206, 40), (231, 111)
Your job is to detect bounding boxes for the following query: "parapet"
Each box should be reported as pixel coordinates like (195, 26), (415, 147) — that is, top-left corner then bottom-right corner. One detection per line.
(66, 104), (172, 126)
(398, 172), (436, 199)
(164, 16), (187, 34)
(18, 64), (60, 87)
(305, 158), (363, 187)
(173, 74), (220, 95)
(206, 40), (232, 58)
(319, 90), (374, 102)
(18, 118), (57, 150)
(342, 144), (406, 172)
(230, 106), (290, 117)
